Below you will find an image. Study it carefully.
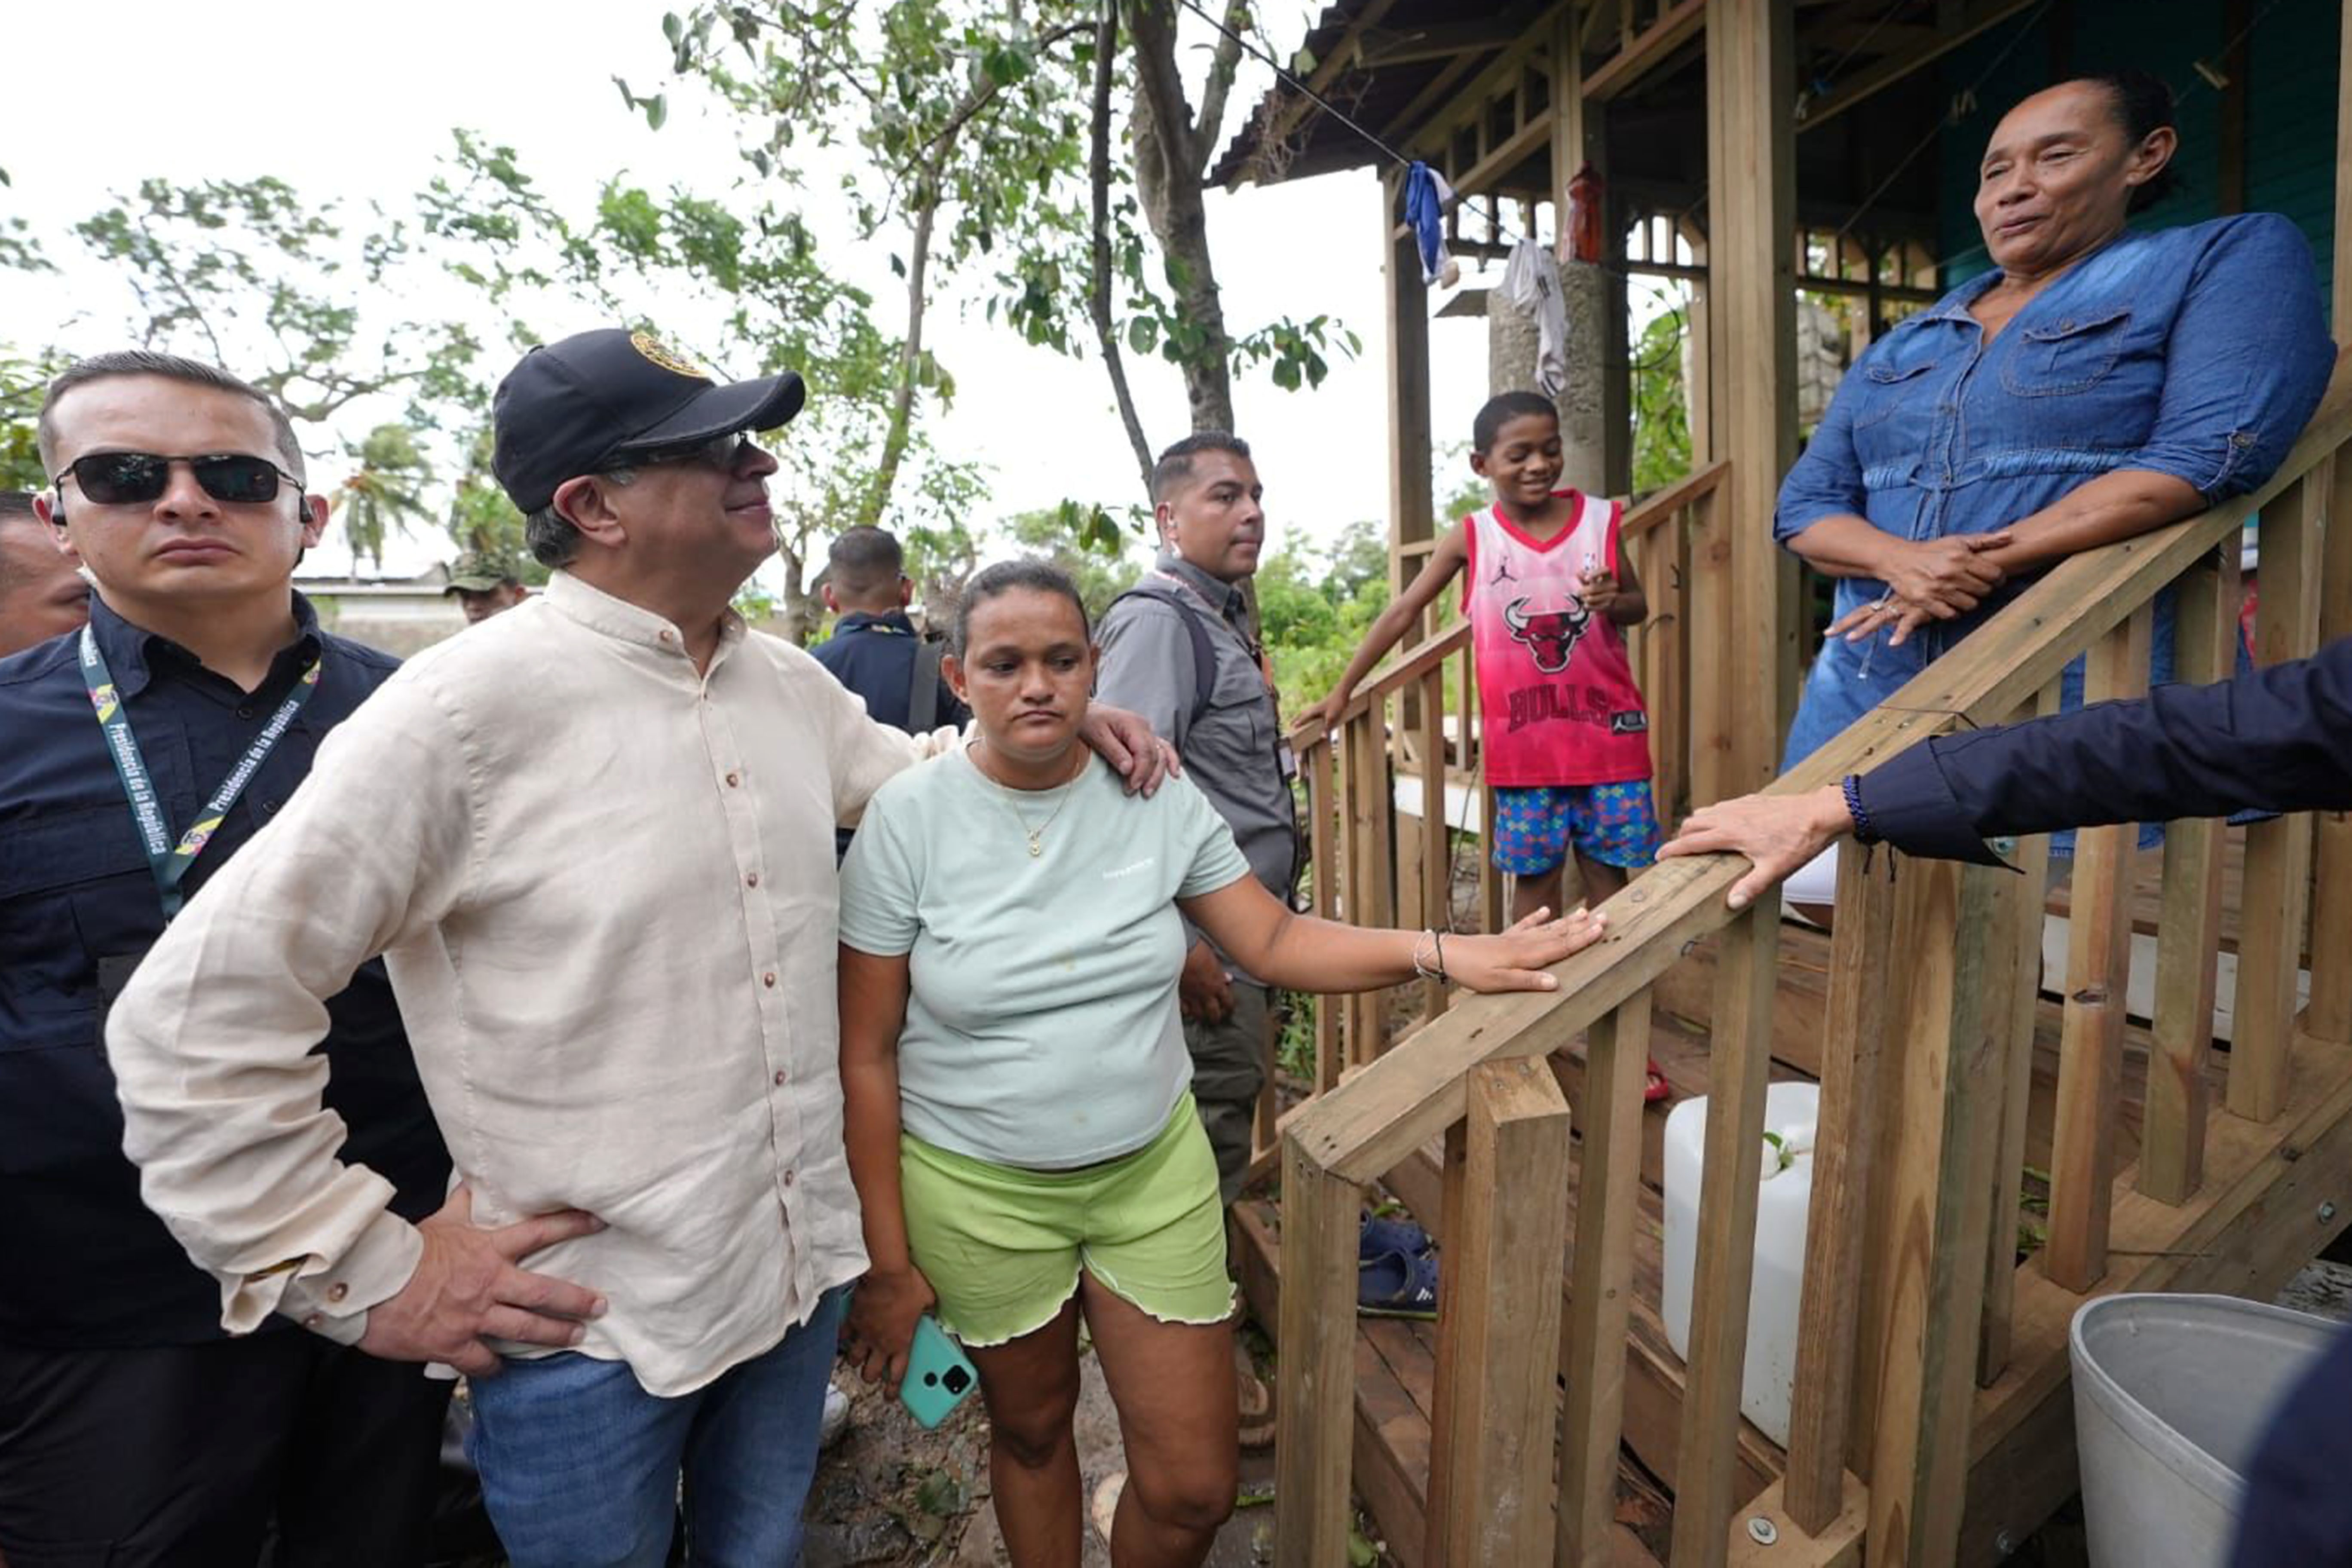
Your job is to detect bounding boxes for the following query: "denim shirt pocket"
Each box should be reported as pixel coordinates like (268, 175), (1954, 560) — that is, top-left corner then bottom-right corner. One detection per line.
(1852, 357), (1938, 429)
(2000, 305), (2134, 397)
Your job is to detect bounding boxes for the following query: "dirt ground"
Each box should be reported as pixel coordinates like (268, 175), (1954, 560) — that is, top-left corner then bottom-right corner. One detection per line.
(802, 1335), (1294, 1568)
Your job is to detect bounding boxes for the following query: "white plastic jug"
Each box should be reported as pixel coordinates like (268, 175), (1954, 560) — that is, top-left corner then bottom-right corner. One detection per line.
(1660, 1081), (1818, 1449)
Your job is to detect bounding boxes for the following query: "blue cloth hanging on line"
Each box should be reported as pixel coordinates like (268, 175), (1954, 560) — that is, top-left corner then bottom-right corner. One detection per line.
(1403, 161), (1454, 286)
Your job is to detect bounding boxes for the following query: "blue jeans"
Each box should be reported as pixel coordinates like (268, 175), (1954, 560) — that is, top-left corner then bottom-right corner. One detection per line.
(466, 1288), (847, 1568)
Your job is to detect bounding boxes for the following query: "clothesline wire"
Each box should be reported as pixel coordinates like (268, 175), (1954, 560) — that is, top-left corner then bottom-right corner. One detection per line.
(1170, 0), (1538, 255)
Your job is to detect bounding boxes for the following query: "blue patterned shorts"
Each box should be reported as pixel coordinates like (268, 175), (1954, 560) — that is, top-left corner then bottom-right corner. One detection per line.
(1491, 781), (1661, 876)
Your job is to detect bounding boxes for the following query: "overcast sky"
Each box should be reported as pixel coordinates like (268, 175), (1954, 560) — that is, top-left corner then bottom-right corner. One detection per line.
(1, 0), (1510, 581)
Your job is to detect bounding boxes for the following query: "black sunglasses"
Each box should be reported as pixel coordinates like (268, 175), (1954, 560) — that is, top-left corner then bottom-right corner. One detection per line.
(625, 431), (756, 473)
(53, 451), (303, 507)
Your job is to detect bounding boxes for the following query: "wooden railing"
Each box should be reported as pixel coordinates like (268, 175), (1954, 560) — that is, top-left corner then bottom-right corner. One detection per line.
(1620, 459), (1728, 823)
(1250, 462), (1730, 1178)
(1271, 354), (2352, 1567)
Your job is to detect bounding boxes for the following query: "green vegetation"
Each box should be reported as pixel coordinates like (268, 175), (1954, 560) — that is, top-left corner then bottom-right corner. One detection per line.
(0, 2), (1359, 636)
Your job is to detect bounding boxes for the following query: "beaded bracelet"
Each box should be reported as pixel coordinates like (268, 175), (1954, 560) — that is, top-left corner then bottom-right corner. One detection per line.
(1841, 774), (1880, 844)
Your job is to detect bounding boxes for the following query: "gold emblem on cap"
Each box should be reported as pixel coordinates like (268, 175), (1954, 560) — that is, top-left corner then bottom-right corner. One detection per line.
(629, 331), (707, 380)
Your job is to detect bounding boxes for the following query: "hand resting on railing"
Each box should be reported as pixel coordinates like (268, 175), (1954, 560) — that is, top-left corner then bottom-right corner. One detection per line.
(1663, 635), (2352, 909)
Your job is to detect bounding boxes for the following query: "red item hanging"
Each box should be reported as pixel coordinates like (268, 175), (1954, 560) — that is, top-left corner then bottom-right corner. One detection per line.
(1563, 162), (1605, 264)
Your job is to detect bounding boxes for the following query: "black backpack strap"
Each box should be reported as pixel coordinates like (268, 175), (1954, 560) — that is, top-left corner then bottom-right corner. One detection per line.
(906, 637), (944, 732)
(1109, 586), (1216, 726)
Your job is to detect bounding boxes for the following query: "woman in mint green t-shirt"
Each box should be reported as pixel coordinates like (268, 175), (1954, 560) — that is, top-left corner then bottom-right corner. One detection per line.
(838, 562), (1602, 1568)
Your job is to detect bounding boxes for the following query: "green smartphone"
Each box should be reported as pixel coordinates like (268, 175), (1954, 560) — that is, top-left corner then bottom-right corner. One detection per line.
(900, 1313), (980, 1430)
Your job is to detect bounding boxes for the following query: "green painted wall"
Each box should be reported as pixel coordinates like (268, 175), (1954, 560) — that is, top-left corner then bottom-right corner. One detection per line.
(1932, 0), (2337, 314)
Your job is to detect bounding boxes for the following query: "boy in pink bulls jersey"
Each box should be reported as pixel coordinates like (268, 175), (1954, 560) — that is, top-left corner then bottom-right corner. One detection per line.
(1307, 391), (1665, 1098)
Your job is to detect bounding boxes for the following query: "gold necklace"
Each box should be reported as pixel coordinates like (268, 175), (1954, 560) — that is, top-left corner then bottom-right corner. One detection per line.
(974, 746), (1086, 857)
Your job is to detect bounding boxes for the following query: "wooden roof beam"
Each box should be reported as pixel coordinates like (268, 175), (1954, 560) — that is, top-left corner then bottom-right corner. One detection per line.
(1447, 107), (1558, 199)
(1375, 49), (1489, 148)
(1250, 0), (1403, 161)
(1390, 2), (1570, 156)
(1359, 15), (1533, 69)
(1581, 0), (1706, 103)
(1795, 0), (2040, 133)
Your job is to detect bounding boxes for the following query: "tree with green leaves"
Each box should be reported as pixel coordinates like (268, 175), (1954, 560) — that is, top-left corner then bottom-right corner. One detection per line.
(0, 176), (488, 558)
(421, 130), (985, 642)
(336, 424), (436, 567)
(650, 0), (1354, 513)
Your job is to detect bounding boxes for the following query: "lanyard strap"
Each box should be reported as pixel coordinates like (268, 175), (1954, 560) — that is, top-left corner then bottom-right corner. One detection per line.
(79, 624), (321, 920)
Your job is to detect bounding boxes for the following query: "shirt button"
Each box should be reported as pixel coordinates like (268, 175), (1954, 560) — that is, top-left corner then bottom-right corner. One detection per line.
(762, 971), (777, 988)
(327, 1281), (349, 1303)
(260, 800), (279, 815)
(782, 1170), (796, 1188)
(745, 871), (760, 888)
(236, 704), (256, 720)
(772, 1069), (787, 1086)
(659, 630), (676, 643)
(303, 1312), (324, 1329)
(725, 772), (741, 787)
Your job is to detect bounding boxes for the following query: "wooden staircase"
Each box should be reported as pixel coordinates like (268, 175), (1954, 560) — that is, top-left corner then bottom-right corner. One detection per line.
(1253, 359), (2352, 1565)
(1240, 885), (2352, 1565)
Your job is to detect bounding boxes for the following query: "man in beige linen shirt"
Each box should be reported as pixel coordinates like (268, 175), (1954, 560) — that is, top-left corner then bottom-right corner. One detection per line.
(105, 328), (1168, 1568)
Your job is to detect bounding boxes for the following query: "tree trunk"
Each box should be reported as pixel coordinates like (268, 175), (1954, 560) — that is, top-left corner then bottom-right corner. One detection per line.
(1127, 0), (1236, 435)
(864, 191), (937, 528)
(777, 543), (815, 646)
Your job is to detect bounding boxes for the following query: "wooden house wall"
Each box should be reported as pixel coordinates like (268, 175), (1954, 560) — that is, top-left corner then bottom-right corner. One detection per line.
(1933, 0), (2338, 301)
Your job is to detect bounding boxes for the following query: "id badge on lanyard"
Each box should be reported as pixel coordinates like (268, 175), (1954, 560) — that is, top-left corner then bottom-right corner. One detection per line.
(78, 624), (320, 921)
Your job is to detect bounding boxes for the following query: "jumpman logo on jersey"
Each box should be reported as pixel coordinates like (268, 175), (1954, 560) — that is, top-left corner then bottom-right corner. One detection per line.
(1490, 554), (1519, 585)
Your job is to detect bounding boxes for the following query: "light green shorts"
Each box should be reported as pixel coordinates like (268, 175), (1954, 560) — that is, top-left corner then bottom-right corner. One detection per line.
(899, 1093), (1237, 1347)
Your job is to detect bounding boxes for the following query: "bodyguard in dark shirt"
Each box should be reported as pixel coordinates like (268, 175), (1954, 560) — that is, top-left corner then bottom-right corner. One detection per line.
(811, 526), (967, 862)
(0, 351), (452, 1567)
(809, 524), (968, 733)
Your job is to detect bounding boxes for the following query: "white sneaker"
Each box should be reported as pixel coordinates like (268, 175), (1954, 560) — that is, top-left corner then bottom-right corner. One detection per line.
(819, 1381), (852, 1448)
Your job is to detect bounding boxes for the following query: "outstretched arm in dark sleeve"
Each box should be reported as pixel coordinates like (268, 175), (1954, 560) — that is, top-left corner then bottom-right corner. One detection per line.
(1856, 636), (2352, 861)
(1664, 638), (2352, 907)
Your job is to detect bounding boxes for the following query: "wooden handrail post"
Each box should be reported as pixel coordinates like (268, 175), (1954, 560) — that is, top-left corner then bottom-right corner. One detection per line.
(2143, 547), (2238, 1203)
(1427, 1061), (1572, 1567)
(1342, 705), (1386, 1065)
(2046, 604), (2151, 1291)
(2305, 447), (2352, 1045)
(2311, 0), (2352, 1047)
(2234, 463), (2326, 1122)
(1273, 1135), (1363, 1567)
(1782, 845), (1898, 1531)
(1306, 736), (1341, 1094)
(1416, 668), (1449, 1022)
(1980, 687), (2057, 1384)
(1559, 991), (1657, 1564)
(1669, 900), (1781, 1568)
(1864, 861), (2018, 1568)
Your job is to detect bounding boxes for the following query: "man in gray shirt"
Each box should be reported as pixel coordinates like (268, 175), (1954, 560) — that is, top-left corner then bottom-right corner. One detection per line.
(1093, 433), (1298, 1443)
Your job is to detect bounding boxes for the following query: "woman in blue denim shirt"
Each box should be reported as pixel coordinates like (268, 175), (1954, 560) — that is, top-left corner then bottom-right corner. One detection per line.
(1777, 70), (2334, 778)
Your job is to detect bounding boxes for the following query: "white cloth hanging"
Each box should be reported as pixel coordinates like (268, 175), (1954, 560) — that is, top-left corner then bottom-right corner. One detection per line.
(1501, 238), (1570, 398)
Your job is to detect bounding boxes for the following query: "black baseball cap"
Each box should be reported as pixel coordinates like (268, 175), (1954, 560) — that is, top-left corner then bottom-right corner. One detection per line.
(491, 328), (806, 513)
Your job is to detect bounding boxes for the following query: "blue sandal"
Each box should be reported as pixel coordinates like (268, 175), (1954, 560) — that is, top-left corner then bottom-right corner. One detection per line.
(1359, 1216), (1433, 1262)
(1357, 1247), (1440, 1319)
